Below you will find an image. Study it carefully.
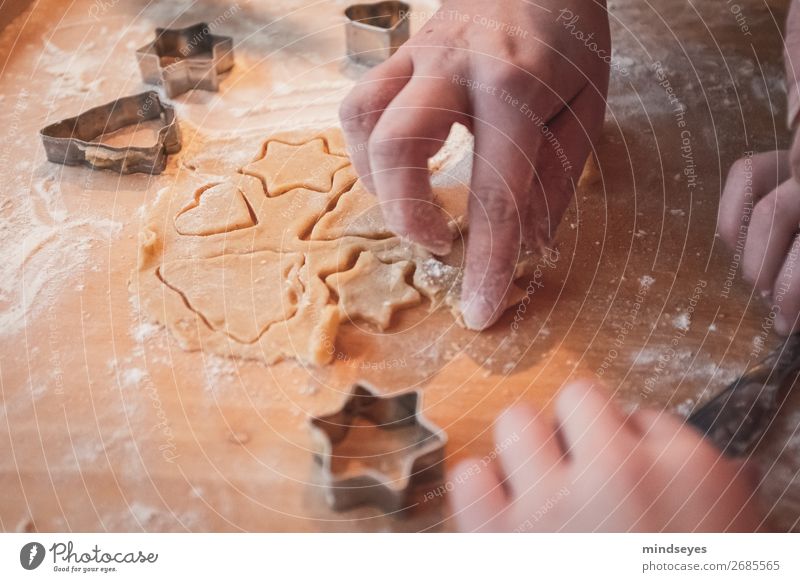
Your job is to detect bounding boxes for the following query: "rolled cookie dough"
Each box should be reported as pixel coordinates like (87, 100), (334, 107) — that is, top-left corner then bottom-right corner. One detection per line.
(131, 127), (533, 366)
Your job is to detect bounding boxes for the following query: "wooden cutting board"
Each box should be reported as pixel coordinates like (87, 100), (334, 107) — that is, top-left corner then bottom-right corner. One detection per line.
(1, 0), (796, 532)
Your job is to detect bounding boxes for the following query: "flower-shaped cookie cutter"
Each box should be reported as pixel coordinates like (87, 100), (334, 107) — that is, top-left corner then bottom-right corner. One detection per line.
(309, 382), (447, 513)
(136, 22), (234, 98)
(344, 1), (410, 66)
(39, 91), (181, 175)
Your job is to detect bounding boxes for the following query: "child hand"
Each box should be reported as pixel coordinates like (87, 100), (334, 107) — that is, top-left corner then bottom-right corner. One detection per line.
(449, 380), (764, 532)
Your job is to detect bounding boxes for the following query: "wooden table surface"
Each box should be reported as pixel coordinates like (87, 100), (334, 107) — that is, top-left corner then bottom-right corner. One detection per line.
(2, 0), (798, 532)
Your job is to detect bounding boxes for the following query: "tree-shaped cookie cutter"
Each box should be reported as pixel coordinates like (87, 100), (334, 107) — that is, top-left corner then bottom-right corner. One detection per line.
(136, 22), (234, 98)
(344, 1), (410, 66)
(309, 382), (447, 513)
(39, 90), (181, 175)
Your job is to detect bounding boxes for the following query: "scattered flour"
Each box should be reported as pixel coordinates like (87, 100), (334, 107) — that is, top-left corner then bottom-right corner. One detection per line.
(120, 367), (148, 388)
(673, 311), (691, 331)
(299, 383), (319, 396)
(0, 179), (123, 337)
(203, 355), (240, 392)
(673, 397), (696, 418)
(638, 275), (655, 288)
(131, 320), (163, 344)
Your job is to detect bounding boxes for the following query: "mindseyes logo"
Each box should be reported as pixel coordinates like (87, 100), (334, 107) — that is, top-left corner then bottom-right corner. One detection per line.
(20, 542), (46, 570)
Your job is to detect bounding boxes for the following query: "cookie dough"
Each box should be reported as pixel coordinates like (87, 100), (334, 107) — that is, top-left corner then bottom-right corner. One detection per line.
(325, 251), (421, 330)
(242, 138), (349, 196)
(132, 127), (531, 366)
(174, 177), (257, 236)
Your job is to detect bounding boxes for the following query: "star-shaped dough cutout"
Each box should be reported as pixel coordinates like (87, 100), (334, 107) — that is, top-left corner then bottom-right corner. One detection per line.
(241, 139), (349, 197)
(325, 251), (421, 330)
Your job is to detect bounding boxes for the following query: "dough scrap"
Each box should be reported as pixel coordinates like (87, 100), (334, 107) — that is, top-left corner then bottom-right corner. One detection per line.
(413, 256), (528, 319)
(174, 177), (257, 236)
(241, 138), (349, 196)
(325, 251), (421, 330)
(133, 127), (539, 366)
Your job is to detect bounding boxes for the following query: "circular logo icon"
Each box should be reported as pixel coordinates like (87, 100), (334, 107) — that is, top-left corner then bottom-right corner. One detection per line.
(20, 542), (45, 570)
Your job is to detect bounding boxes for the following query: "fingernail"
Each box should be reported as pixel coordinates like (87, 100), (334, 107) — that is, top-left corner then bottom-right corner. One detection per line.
(461, 292), (499, 330)
(425, 237), (453, 256)
(775, 314), (792, 335)
(388, 220), (453, 256)
(560, 379), (597, 401)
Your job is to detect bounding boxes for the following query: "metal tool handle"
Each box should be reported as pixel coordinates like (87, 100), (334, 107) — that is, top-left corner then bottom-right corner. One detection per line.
(687, 334), (800, 456)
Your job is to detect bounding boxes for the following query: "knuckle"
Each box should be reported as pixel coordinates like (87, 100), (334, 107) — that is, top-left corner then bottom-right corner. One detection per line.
(339, 90), (375, 134)
(717, 217), (738, 248)
(594, 449), (643, 490)
(741, 239), (764, 284)
(481, 65), (525, 91)
(368, 127), (417, 164)
(474, 186), (523, 224)
(773, 189), (800, 223)
(751, 195), (778, 229)
(726, 156), (749, 183)
(717, 207), (745, 249)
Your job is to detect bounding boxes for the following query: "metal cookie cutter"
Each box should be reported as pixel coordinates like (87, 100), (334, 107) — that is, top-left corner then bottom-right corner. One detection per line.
(688, 334), (800, 456)
(39, 90), (181, 175)
(136, 22), (234, 98)
(344, 1), (410, 67)
(309, 382), (447, 513)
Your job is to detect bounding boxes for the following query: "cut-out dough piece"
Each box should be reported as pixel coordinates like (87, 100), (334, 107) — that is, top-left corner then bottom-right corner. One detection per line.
(134, 127), (544, 367)
(160, 250), (304, 343)
(310, 179), (392, 240)
(174, 177), (258, 236)
(242, 139), (349, 196)
(325, 251), (420, 331)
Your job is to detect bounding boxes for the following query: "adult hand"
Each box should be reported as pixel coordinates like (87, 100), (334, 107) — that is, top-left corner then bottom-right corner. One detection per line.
(339, 0), (610, 329)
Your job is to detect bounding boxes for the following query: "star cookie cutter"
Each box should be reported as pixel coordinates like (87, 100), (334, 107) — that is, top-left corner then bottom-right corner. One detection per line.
(39, 90), (181, 175)
(344, 1), (410, 67)
(309, 382), (447, 513)
(136, 22), (234, 98)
